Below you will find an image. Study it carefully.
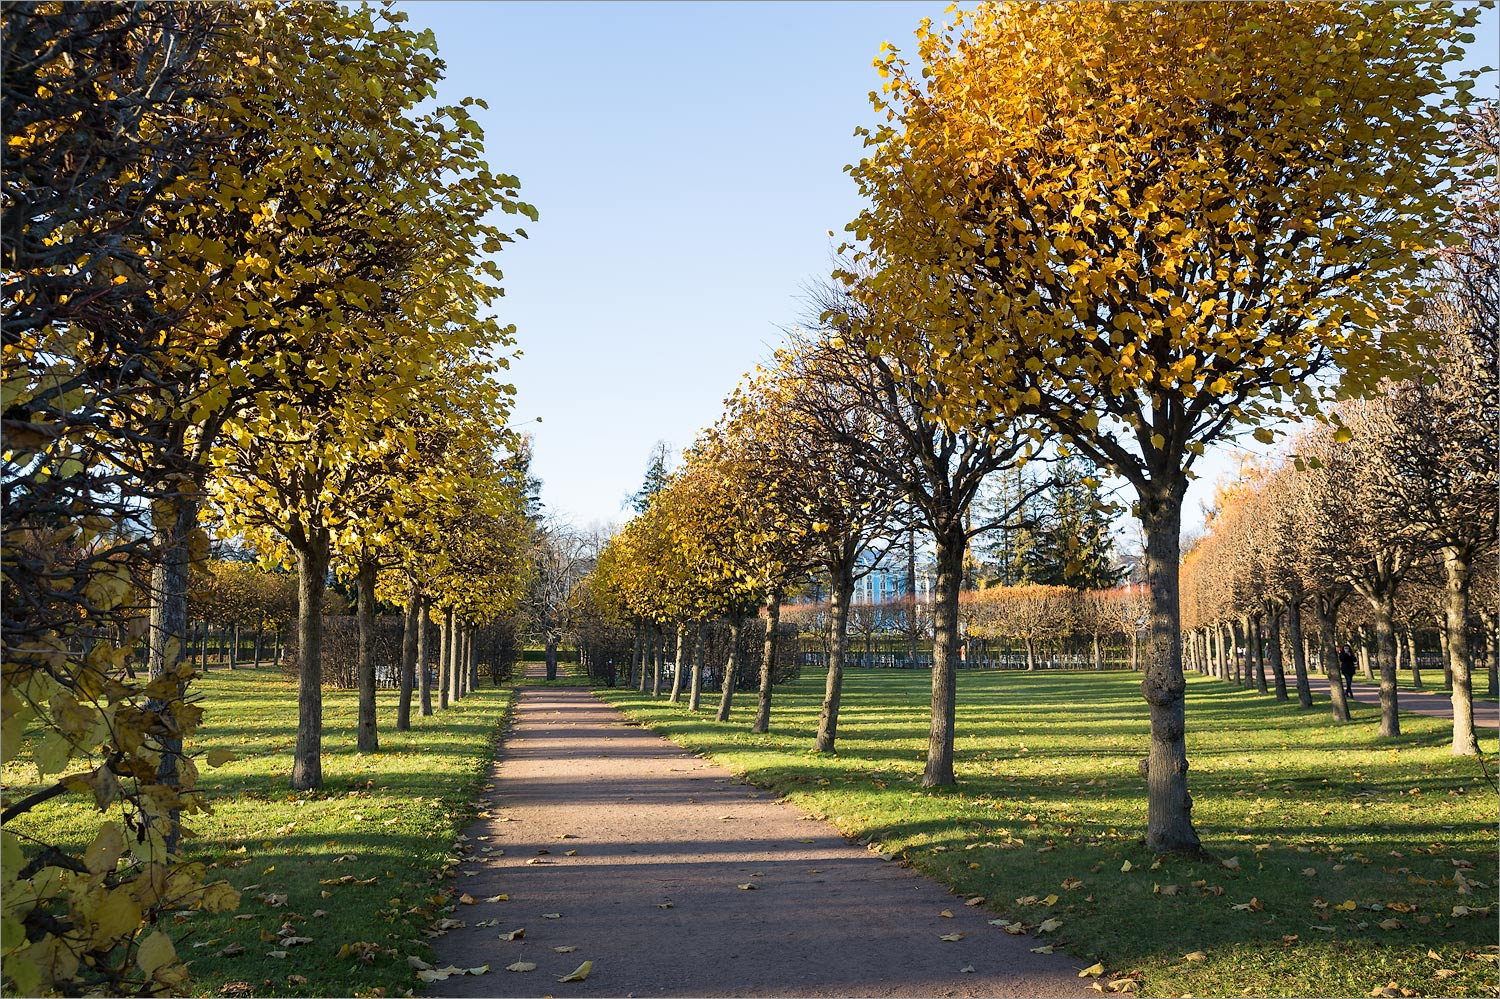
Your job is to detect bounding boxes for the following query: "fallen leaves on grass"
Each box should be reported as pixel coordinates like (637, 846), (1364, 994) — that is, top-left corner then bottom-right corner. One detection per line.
(1231, 898), (1264, 912)
(1183, 951), (1207, 963)
(1037, 918), (1063, 933)
(1220, 857), (1241, 871)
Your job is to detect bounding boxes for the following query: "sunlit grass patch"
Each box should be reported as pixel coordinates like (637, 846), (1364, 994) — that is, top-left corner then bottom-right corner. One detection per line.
(3, 667), (513, 998)
(598, 668), (1499, 999)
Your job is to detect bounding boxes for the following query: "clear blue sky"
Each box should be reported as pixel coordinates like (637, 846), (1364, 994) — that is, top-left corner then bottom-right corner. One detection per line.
(398, 1), (1498, 534)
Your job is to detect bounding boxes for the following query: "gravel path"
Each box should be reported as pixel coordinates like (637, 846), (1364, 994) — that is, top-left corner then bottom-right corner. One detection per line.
(429, 687), (1091, 998)
(1297, 673), (1498, 729)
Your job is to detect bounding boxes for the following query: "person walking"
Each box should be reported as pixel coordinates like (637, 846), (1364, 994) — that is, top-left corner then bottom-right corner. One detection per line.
(1337, 643), (1358, 697)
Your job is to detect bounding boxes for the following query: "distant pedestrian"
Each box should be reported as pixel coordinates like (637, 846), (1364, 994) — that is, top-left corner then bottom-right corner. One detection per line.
(1337, 644), (1357, 696)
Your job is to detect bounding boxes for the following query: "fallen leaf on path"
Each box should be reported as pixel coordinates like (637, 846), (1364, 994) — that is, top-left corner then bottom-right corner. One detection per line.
(965, 897), (986, 907)
(939, 932), (964, 942)
(555, 945), (578, 953)
(940, 909), (954, 918)
(543, 912), (562, 919)
(458, 894), (476, 905)
(1031, 946), (1054, 954)
(657, 902), (674, 909)
(525, 858), (549, 865)
(960, 965), (975, 973)
(556, 833), (578, 839)
(498, 928), (524, 940)
(468, 965), (490, 975)
(557, 960), (593, 982)
(506, 961), (536, 973)
(408, 957), (433, 970)
(1079, 962), (1105, 978)
(484, 894), (508, 903)
(417, 969), (451, 982)
(475, 919), (499, 928)
(736, 884), (756, 890)
(564, 849), (579, 856)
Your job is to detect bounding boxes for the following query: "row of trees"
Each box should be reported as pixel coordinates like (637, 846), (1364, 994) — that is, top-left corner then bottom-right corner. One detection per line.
(581, 4), (1486, 861)
(3, 4), (534, 994)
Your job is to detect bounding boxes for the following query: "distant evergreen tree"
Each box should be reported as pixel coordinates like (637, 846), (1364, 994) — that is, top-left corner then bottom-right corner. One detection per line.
(973, 467), (1041, 586)
(1024, 453), (1122, 590)
(629, 440), (673, 514)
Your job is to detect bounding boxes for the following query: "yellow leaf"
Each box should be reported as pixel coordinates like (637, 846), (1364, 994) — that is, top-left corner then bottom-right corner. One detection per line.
(1031, 945), (1054, 954)
(137, 930), (176, 976)
(1038, 918), (1063, 933)
(939, 932), (965, 941)
(498, 928), (524, 940)
(1120, 860), (1133, 872)
(554, 946), (578, 953)
(206, 749), (237, 767)
(1042, 893), (1060, 906)
(1184, 951), (1207, 962)
(1335, 900), (1357, 911)
(91, 890), (143, 946)
(1080, 962), (1105, 977)
(84, 822), (125, 874)
(506, 961), (536, 972)
(557, 960), (593, 982)
(736, 884), (756, 890)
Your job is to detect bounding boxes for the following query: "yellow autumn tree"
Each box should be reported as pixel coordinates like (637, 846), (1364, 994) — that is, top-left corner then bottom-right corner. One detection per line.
(843, 2), (1481, 852)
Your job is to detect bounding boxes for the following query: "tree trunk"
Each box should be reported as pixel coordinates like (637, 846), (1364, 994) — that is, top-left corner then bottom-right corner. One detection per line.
(1405, 628), (1423, 689)
(1287, 600), (1312, 709)
(1357, 627), (1374, 680)
(146, 496), (196, 851)
(418, 598), (433, 717)
(1266, 608), (1287, 702)
(545, 628), (559, 682)
(438, 608), (451, 710)
(273, 627), (281, 666)
(1368, 591), (1401, 738)
(1024, 636), (1036, 671)
(355, 552), (379, 753)
(468, 627), (478, 694)
(1436, 615), (1452, 689)
(1442, 549), (1478, 756)
(291, 535), (330, 790)
(1138, 482), (1201, 855)
(399, 579), (418, 731)
(669, 621), (688, 703)
(636, 622), (648, 693)
(229, 623), (239, 670)
(752, 593), (781, 734)
(689, 621), (704, 712)
(815, 563), (855, 752)
(1092, 632), (1103, 670)
(716, 614), (743, 722)
(922, 521), (966, 788)
(1313, 595), (1350, 722)
(1248, 614), (1267, 693)
(651, 626), (664, 697)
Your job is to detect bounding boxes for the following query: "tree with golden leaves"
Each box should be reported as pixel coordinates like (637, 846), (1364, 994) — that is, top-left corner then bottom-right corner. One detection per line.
(843, 1), (1481, 852)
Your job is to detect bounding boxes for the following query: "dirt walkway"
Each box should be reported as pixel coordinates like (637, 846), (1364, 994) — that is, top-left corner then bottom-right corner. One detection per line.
(430, 687), (1090, 998)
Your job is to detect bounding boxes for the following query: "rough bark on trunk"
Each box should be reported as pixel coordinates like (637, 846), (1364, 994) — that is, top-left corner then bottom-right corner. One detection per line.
(1442, 549), (1478, 756)
(355, 552), (379, 753)
(291, 536), (330, 790)
(229, 623), (239, 670)
(1248, 614), (1267, 693)
(815, 565), (854, 752)
(1266, 608), (1287, 702)
(689, 621), (704, 711)
(716, 614), (743, 722)
(545, 630), (559, 682)
(669, 622), (687, 703)
(1092, 632), (1103, 670)
(1369, 592), (1401, 737)
(922, 522), (966, 788)
(399, 580), (418, 730)
(1023, 636), (1036, 671)
(1287, 600), (1312, 709)
(636, 622), (648, 693)
(752, 593), (781, 734)
(1138, 484), (1201, 855)
(418, 598), (433, 717)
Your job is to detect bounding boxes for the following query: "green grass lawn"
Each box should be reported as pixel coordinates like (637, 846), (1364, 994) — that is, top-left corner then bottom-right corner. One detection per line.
(598, 668), (1500, 999)
(3, 667), (513, 998)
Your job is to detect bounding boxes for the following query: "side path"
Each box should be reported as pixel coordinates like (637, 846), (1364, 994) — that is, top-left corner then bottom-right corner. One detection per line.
(431, 687), (1090, 998)
(1298, 673), (1499, 730)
